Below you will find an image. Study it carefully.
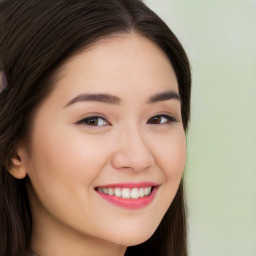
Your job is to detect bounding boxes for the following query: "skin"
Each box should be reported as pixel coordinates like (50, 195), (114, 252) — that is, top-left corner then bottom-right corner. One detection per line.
(11, 32), (186, 256)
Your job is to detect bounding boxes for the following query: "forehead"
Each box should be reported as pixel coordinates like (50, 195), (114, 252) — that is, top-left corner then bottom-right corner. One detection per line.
(51, 32), (179, 102)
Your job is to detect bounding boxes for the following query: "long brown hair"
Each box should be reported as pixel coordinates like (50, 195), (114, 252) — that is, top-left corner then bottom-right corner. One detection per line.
(0, 0), (191, 255)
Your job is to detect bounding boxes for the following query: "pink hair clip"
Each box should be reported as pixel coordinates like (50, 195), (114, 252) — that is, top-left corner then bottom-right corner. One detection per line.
(0, 70), (7, 93)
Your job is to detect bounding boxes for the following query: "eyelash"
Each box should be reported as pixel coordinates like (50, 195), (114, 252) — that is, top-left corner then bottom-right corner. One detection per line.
(77, 116), (109, 126)
(147, 114), (177, 125)
(77, 114), (177, 127)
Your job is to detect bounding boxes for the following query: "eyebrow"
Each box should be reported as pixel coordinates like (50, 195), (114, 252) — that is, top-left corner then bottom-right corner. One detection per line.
(64, 93), (121, 107)
(64, 90), (180, 108)
(147, 90), (180, 103)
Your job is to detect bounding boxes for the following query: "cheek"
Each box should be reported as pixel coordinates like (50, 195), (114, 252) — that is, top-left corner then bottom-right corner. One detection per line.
(156, 129), (186, 178)
(26, 125), (108, 215)
(153, 128), (186, 206)
(26, 125), (112, 227)
(29, 128), (109, 186)
(151, 129), (186, 219)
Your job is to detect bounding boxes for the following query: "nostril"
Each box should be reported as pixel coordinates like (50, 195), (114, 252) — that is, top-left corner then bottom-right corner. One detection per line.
(111, 151), (154, 171)
(110, 133), (155, 171)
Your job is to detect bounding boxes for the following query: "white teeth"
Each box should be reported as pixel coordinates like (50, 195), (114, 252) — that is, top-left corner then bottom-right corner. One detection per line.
(122, 188), (130, 198)
(139, 188), (145, 197)
(108, 188), (114, 195)
(144, 187), (151, 196)
(114, 188), (122, 197)
(131, 188), (139, 199)
(97, 186), (153, 199)
(102, 188), (108, 194)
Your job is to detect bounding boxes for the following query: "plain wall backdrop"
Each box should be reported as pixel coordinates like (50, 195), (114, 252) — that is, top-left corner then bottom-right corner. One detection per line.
(144, 0), (256, 255)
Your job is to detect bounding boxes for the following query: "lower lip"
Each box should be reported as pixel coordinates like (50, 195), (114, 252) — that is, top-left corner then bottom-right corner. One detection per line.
(96, 187), (157, 210)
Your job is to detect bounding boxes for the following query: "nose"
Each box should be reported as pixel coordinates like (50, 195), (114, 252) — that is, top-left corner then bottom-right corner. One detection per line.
(111, 127), (155, 172)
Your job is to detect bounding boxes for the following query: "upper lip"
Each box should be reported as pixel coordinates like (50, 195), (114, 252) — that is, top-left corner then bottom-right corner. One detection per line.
(95, 182), (159, 189)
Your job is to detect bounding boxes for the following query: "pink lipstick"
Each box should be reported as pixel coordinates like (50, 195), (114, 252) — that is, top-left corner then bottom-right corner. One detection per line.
(95, 182), (158, 210)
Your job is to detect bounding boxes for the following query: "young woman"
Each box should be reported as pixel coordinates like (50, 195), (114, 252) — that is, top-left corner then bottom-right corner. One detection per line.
(0, 0), (191, 255)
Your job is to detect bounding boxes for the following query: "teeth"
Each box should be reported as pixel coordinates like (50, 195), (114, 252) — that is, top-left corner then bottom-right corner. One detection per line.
(97, 186), (153, 199)
(122, 188), (130, 198)
(144, 187), (151, 196)
(102, 188), (108, 194)
(131, 188), (139, 199)
(139, 188), (145, 197)
(108, 188), (114, 195)
(114, 188), (122, 197)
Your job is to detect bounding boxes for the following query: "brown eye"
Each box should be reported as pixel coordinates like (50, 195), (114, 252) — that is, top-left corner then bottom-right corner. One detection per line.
(147, 115), (177, 125)
(85, 117), (99, 126)
(148, 116), (162, 124)
(78, 116), (109, 126)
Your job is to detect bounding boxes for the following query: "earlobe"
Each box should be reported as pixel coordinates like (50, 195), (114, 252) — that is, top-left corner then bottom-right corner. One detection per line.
(9, 166), (27, 179)
(9, 147), (28, 179)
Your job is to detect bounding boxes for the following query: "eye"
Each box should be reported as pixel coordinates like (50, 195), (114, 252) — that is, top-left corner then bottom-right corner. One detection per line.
(147, 114), (177, 125)
(77, 116), (109, 126)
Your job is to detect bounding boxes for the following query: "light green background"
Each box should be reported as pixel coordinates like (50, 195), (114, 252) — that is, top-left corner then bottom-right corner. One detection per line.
(144, 1), (256, 255)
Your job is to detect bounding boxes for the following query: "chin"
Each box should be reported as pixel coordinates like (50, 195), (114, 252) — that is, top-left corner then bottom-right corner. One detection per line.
(104, 225), (157, 247)
(124, 233), (154, 247)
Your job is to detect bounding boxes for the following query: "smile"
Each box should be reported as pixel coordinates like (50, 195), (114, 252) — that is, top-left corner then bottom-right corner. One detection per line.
(96, 186), (152, 199)
(95, 183), (158, 209)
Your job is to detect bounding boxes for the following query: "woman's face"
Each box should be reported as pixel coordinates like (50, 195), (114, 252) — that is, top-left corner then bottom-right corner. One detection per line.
(18, 33), (186, 251)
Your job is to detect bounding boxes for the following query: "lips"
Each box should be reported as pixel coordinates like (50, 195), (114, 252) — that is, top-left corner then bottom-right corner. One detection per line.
(95, 182), (158, 209)
(97, 186), (152, 199)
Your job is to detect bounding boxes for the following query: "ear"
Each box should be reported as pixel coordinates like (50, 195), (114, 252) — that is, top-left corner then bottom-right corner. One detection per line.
(9, 146), (28, 179)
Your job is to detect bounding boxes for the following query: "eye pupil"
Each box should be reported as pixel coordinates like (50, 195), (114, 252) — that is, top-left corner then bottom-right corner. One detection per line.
(150, 116), (161, 124)
(87, 118), (98, 125)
